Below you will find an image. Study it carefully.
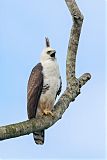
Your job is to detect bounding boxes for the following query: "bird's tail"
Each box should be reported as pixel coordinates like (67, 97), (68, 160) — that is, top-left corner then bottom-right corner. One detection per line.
(33, 130), (45, 145)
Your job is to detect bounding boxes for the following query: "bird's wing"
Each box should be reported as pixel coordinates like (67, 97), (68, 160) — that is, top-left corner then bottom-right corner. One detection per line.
(27, 63), (43, 119)
(56, 76), (62, 98)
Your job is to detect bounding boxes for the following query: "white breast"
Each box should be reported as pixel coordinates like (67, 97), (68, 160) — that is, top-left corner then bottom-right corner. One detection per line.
(41, 59), (60, 107)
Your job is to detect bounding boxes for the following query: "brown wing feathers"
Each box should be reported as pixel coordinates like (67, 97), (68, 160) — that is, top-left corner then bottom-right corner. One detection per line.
(27, 63), (43, 119)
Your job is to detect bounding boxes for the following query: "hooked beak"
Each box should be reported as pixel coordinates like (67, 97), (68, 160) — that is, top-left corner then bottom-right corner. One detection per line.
(50, 50), (56, 58)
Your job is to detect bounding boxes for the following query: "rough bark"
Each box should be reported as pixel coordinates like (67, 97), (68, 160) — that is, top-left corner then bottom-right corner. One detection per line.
(0, 0), (91, 141)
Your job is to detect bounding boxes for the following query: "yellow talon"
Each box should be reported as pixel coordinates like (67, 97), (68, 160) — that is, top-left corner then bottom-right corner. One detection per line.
(43, 109), (54, 116)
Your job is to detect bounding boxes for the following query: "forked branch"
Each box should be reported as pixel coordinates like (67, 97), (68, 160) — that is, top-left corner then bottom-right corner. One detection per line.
(0, 0), (91, 141)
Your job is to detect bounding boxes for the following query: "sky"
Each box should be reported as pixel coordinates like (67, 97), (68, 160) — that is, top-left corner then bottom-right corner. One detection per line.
(0, 0), (106, 159)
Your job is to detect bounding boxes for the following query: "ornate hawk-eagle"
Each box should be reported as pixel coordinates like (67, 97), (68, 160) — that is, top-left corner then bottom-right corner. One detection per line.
(27, 38), (62, 145)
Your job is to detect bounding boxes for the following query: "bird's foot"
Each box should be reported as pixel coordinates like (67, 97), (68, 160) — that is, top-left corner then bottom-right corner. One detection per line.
(43, 109), (54, 117)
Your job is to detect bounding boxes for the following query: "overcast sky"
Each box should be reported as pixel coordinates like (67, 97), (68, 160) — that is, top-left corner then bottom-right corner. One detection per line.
(0, 0), (105, 159)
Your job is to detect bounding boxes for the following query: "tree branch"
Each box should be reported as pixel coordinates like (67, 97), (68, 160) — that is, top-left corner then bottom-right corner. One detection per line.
(66, 0), (84, 83)
(0, 0), (91, 141)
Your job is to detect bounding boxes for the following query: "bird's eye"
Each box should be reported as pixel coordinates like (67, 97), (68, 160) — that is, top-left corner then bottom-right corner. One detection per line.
(47, 51), (51, 54)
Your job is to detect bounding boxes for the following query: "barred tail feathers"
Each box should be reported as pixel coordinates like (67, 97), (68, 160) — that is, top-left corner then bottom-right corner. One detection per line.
(33, 130), (45, 145)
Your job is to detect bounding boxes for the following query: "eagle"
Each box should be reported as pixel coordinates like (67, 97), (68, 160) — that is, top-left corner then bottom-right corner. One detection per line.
(27, 38), (62, 145)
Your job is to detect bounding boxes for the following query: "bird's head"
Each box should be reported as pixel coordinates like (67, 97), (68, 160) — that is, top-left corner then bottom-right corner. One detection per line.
(40, 37), (56, 63)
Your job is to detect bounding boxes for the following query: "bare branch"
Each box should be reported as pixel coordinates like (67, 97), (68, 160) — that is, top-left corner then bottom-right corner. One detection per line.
(66, 0), (84, 85)
(0, 0), (91, 141)
(0, 80), (89, 141)
(79, 73), (91, 87)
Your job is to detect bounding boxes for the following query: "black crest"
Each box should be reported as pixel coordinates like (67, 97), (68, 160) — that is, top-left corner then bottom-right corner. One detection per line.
(45, 37), (50, 47)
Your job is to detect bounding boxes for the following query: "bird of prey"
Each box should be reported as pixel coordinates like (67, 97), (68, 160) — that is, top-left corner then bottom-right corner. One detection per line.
(27, 38), (62, 145)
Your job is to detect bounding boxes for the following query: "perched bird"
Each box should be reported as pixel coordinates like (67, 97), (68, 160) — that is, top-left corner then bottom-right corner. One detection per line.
(27, 38), (62, 145)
